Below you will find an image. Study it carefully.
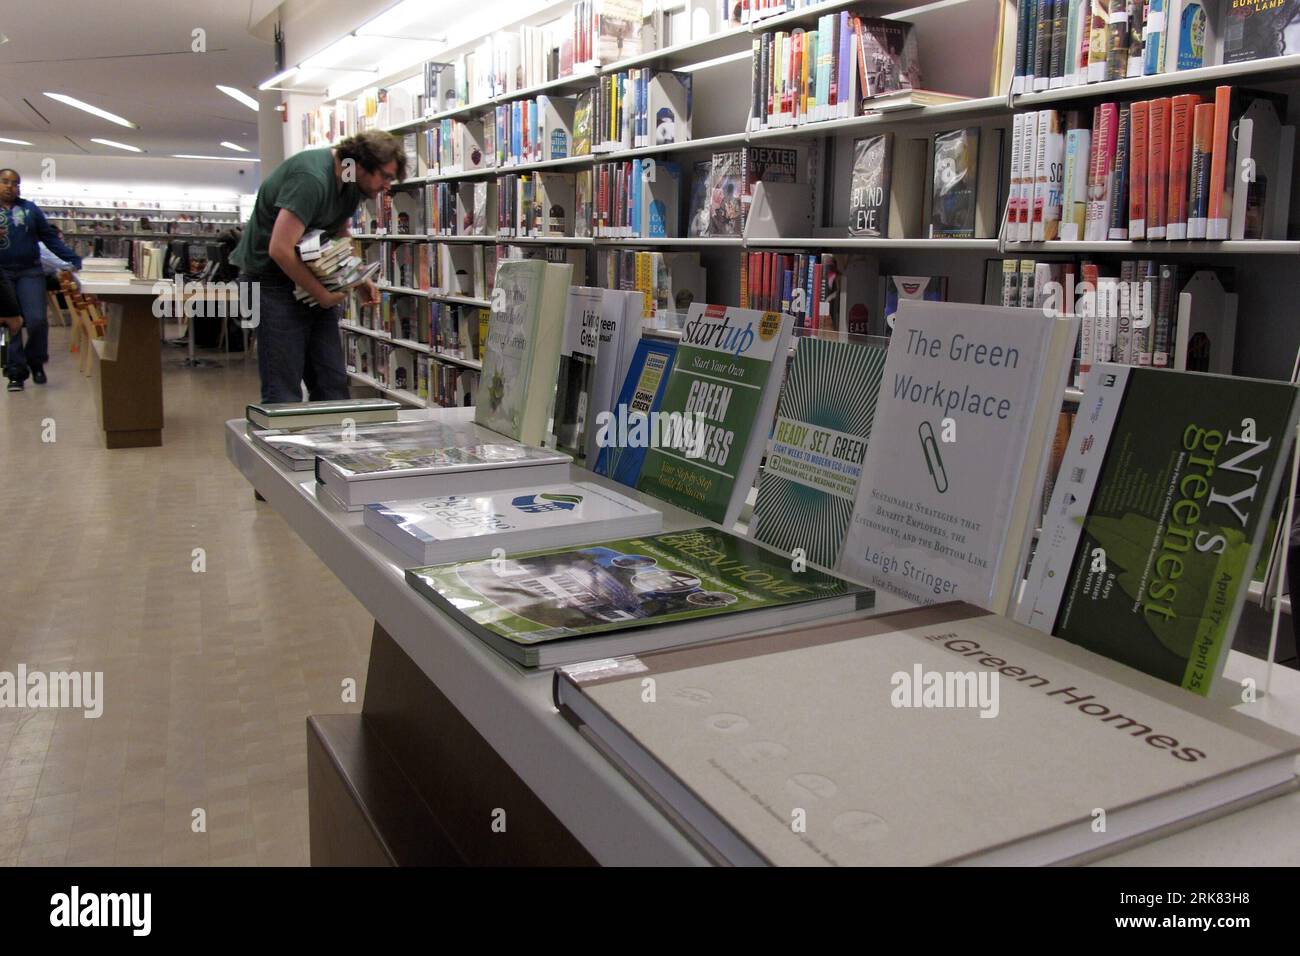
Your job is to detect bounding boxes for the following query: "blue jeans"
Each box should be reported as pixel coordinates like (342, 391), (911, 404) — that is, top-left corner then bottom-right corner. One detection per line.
(2, 265), (48, 380)
(242, 273), (349, 404)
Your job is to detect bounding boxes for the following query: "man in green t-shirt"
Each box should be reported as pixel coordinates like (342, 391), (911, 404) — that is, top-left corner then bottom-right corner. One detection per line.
(233, 130), (405, 403)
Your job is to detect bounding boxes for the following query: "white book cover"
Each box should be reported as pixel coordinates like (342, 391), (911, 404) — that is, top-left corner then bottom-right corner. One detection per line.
(364, 481), (662, 563)
(838, 300), (1078, 614)
(557, 603), (1300, 866)
(583, 289), (644, 465)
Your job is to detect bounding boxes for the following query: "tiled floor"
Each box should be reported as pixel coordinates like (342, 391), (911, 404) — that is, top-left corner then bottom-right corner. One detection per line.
(0, 326), (373, 865)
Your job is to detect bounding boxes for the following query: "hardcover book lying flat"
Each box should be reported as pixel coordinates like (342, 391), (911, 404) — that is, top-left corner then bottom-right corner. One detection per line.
(363, 481), (662, 564)
(246, 397), (401, 431)
(554, 602), (1300, 866)
(406, 527), (873, 668)
(314, 427), (572, 512)
(249, 410), (482, 472)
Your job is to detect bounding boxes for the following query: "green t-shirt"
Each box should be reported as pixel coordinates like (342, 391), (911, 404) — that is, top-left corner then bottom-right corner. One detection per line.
(231, 147), (360, 276)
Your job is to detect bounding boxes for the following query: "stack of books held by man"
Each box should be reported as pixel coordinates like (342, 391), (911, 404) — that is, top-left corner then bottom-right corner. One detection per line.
(293, 229), (380, 305)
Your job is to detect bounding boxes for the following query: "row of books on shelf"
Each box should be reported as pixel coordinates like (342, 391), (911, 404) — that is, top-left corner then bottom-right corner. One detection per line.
(346, 291), (489, 363)
(344, 334), (480, 407)
(747, 13), (929, 130)
(1010, 0), (1299, 93)
(407, 72), (694, 177)
(1009, 87), (1294, 244)
(302, 0), (732, 147)
(1000, 258), (1235, 388)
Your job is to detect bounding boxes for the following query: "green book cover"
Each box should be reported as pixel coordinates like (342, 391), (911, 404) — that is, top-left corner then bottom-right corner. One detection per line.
(636, 304), (792, 526)
(751, 336), (888, 569)
(476, 259), (545, 440)
(406, 527), (867, 647)
(1020, 364), (1300, 695)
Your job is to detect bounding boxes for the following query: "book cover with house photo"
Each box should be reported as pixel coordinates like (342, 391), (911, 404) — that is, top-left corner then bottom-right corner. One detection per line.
(406, 527), (872, 667)
(930, 127), (979, 238)
(855, 17), (922, 98)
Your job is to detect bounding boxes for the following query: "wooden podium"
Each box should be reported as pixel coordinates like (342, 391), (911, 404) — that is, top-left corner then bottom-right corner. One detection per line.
(84, 281), (165, 449)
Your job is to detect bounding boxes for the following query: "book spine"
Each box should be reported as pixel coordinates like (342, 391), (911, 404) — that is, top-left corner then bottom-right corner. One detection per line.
(1020, 113), (1039, 240)
(1107, 104), (1130, 239)
(1049, 0), (1068, 82)
(1062, 125), (1090, 239)
(1032, 110), (1050, 241)
(1018, 259), (1036, 308)
(1146, 96), (1170, 238)
(1105, 0), (1129, 80)
(1165, 93), (1197, 240)
(1206, 85), (1233, 240)
(1115, 258), (1135, 363)
(1015, 0), (1032, 91)
(1009, 113), (1025, 240)
(1001, 258), (1020, 306)
(1034, 0), (1054, 89)
(1076, 261), (1097, 385)
(1083, 104), (1110, 241)
(1187, 101), (1215, 239)
(838, 12), (853, 119)
(1143, 0), (1165, 74)
(1088, 0), (1108, 82)
(1128, 99), (1148, 239)
(1134, 259), (1156, 364)
(1153, 262), (1175, 366)
(1025, 0), (1039, 88)
(1044, 111), (1065, 240)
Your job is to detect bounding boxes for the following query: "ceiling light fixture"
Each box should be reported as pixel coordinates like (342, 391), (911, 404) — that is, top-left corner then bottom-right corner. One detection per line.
(91, 138), (142, 152)
(258, 67), (299, 91)
(301, 34), (380, 73)
(0, 137), (32, 146)
(216, 85), (260, 112)
(356, 0), (443, 39)
(220, 141), (249, 152)
(43, 93), (138, 128)
(172, 154), (261, 162)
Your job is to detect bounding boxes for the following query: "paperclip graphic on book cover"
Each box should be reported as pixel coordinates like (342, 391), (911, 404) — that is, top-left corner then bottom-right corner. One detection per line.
(918, 420), (948, 493)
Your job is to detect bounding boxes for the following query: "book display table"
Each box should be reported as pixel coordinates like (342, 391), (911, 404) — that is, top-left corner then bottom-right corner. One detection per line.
(225, 409), (1300, 866)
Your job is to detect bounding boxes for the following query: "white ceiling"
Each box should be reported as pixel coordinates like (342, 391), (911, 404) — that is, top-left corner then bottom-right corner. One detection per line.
(0, 0), (272, 163)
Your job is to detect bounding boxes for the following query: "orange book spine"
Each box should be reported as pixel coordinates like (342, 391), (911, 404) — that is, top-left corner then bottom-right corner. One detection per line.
(1146, 97), (1170, 239)
(1165, 93), (1200, 240)
(1129, 100), (1148, 239)
(1206, 85), (1234, 240)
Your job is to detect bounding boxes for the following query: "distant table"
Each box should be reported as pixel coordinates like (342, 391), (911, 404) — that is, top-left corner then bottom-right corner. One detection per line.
(81, 279), (165, 449)
(82, 278), (245, 448)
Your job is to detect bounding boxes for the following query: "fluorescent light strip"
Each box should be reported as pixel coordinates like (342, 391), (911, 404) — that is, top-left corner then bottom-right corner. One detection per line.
(0, 137), (32, 146)
(43, 92), (138, 128)
(91, 138), (142, 152)
(216, 85), (260, 111)
(258, 67), (299, 91)
(220, 141), (249, 152)
(172, 154), (261, 162)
